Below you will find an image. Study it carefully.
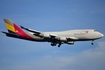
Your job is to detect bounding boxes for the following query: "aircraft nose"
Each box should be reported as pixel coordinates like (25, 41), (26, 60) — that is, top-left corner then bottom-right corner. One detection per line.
(99, 33), (104, 38)
(101, 33), (104, 37)
(97, 32), (104, 38)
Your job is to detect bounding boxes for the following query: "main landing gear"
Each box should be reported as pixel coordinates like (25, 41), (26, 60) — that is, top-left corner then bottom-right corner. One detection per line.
(51, 42), (62, 47)
(51, 43), (56, 46)
(58, 42), (61, 47)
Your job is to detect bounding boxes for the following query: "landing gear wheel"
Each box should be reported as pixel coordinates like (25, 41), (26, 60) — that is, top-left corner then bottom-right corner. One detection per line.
(51, 43), (56, 46)
(58, 44), (61, 47)
(58, 43), (61, 47)
(91, 40), (94, 45)
(91, 42), (94, 45)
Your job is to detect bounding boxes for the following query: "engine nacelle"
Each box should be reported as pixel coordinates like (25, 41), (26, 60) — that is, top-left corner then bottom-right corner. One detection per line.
(39, 34), (50, 38)
(67, 41), (74, 44)
(59, 37), (67, 42)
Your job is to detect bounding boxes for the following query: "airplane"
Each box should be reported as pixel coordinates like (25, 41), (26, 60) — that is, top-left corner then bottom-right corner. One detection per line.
(1, 18), (104, 47)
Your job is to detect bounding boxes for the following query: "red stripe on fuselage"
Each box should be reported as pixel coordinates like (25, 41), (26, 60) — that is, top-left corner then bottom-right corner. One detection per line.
(13, 24), (33, 39)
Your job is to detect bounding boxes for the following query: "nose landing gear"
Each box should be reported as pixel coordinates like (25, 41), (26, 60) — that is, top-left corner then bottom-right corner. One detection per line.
(91, 40), (94, 45)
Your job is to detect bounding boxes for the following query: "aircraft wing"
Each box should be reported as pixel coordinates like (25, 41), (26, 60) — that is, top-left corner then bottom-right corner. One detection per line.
(20, 26), (41, 34)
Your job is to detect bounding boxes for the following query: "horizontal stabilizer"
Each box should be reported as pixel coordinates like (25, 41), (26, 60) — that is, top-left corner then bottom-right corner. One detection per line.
(1, 31), (8, 34)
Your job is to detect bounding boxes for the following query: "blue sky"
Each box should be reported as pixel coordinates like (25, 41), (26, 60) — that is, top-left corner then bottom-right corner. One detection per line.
(0, 0), (105, 70)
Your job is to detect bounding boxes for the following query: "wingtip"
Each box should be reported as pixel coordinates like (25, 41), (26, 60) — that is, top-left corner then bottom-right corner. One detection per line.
(20, 25), (24, 28)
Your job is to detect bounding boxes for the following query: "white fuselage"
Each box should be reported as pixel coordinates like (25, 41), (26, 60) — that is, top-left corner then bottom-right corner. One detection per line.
(28, 29), (104, 41)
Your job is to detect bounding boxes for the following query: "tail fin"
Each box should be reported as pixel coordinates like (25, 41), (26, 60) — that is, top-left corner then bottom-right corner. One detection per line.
(3, 19), (32, 38)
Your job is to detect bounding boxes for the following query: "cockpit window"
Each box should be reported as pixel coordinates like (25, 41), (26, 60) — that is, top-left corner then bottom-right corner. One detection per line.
(94, 30), (97, 32)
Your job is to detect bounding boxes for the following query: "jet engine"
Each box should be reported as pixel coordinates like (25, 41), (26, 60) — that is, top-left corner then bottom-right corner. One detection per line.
(59, 37), (67, 42)
(39, 33), (50, 38)
(67, 41), (74, 44)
